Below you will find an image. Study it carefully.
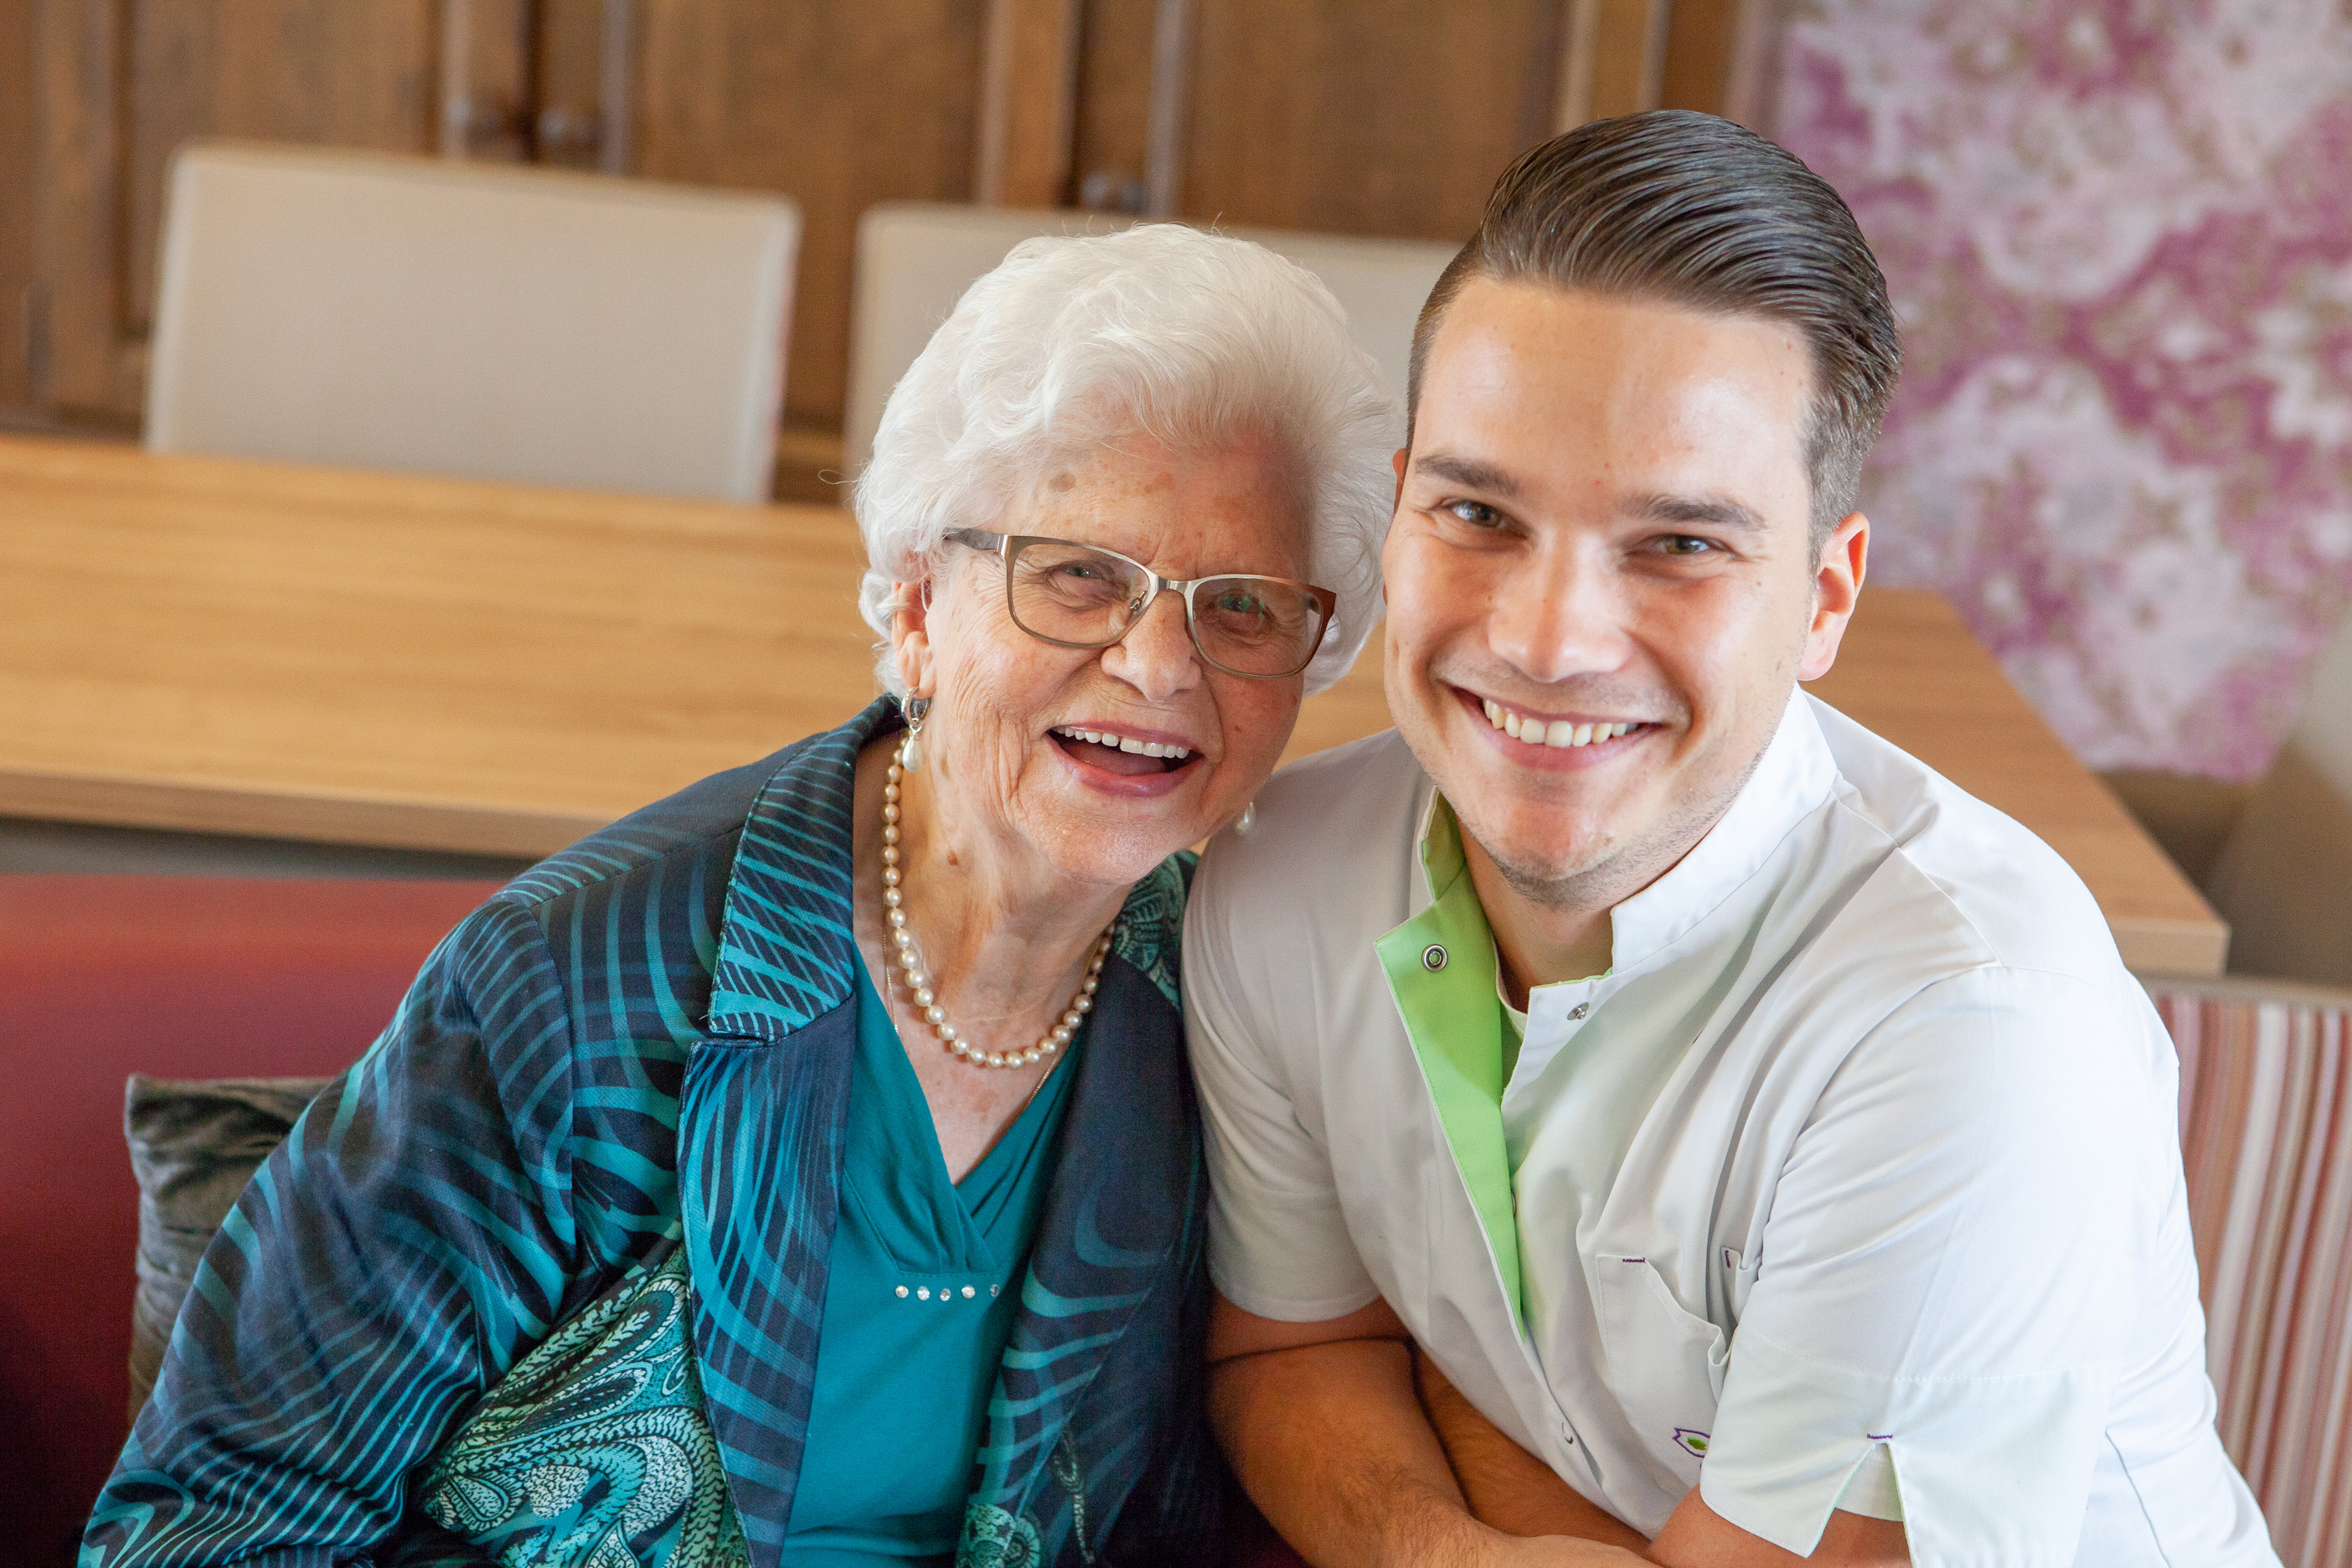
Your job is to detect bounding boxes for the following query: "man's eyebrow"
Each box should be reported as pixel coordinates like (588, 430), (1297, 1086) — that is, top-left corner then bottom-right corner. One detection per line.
(1632, 493), (1768, 532)
(1410, 452), (1523, 498)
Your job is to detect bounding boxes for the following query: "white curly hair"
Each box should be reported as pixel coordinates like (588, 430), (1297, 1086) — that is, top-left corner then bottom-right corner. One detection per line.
(853, 224), (1399, 695)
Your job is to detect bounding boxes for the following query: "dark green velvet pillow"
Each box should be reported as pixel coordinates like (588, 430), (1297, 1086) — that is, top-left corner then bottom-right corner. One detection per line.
(122, 1074), (333, 1423)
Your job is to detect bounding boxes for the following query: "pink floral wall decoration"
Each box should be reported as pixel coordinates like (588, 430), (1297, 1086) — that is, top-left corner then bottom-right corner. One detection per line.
(1771, 0), (2352, 779)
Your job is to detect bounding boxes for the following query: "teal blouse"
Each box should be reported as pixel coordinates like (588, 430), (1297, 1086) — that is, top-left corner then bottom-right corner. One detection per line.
(781, 955), (1081, 1564)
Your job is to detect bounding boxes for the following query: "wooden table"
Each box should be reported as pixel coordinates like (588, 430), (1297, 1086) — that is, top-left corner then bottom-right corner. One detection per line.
(0, 434), (2225, 972)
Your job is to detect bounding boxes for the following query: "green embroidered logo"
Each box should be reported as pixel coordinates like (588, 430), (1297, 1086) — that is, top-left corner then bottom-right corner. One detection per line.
(1673, 1427), (1710, 1460)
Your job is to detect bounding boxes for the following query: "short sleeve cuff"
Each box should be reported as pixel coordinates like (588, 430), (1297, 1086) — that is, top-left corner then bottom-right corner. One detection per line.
(1702, 1327), (2115, 1568)
(1834, 1443), (1903, 1520)
(1205, 1179), (1379, 1323)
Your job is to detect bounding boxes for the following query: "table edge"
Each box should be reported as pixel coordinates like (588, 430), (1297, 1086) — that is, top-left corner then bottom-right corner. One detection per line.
(0, 768), (605, 859)
(2111, 917), (2229, 978)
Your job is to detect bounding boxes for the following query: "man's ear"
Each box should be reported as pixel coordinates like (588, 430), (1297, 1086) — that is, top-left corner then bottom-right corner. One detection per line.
(1798, 512), (1870, 682)
(890, 577), (937, 699)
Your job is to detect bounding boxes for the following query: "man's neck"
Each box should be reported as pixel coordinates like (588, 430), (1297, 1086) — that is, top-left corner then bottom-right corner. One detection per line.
(1457, 797), (1746, 1008)
(1449, 706), (1789, 1008)
(1460, 837), (1617, 1010)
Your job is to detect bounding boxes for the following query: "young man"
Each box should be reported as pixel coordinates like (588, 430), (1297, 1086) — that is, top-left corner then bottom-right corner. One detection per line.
(1185, 112), (2275, 1567)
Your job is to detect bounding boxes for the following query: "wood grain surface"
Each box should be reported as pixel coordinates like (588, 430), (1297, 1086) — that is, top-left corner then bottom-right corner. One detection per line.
(0, 434), (2223, 972)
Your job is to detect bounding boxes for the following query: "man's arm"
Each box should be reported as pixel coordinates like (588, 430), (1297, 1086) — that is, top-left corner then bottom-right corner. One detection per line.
(1207, 1292), (1646, 1568)
(1652, 1491), (1907, 1568)
(1406, 1344), (1908, 1567)
(1411, 1349), (1650, 1549)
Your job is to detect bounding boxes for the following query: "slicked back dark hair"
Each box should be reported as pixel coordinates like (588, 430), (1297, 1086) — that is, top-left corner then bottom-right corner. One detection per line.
(1409, 110), (1901, 544)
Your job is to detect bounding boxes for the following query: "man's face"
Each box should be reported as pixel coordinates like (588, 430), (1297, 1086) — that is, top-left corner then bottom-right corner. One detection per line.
(1385, 277), (1865, 907)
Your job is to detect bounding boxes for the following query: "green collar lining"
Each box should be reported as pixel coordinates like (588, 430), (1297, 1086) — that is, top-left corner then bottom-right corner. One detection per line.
(1375, 797), (1524, 1333)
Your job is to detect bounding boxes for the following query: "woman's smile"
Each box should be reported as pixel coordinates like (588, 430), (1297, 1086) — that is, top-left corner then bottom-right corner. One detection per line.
(1047, 721), (1207, 787)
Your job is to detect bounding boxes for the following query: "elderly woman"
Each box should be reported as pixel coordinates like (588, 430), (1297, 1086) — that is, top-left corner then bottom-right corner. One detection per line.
(84, 224), (1392, 1568)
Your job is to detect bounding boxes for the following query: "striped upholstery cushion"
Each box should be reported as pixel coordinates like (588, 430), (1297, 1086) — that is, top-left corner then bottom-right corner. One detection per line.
(2148, 974), (2352, 1568)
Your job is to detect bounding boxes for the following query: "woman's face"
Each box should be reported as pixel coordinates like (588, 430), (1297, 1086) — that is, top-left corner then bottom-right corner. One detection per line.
(895, 429), (1313, 890)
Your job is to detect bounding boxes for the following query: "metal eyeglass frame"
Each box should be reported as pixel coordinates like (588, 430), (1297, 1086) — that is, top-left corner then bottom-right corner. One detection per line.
(946, 528), (1338, 679)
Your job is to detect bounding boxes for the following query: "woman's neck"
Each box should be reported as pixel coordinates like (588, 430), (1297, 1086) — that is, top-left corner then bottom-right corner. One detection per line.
(852, 735), (1128, 1044)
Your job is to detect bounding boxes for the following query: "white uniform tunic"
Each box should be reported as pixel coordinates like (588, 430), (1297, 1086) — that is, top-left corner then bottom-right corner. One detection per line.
(1184, 693), (2276, 1566)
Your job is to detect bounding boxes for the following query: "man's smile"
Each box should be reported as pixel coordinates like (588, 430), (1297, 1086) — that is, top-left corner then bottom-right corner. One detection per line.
(1447, 683), (1658, 766)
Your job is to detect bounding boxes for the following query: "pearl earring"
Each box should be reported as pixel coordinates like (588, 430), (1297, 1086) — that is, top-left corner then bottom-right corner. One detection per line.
(901, 695), (931, 771)
(1234, 800), (1256, 837)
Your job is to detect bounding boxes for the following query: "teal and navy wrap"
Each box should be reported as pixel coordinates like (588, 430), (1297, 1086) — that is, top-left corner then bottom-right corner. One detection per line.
(85, 697), (1224, 1566)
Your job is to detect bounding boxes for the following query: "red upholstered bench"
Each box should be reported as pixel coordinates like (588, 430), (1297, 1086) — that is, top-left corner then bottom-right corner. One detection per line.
(0, 875), (498, 1567)
(2, 873), (1320, 1565)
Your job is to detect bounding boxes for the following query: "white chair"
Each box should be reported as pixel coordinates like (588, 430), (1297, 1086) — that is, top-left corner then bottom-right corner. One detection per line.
(843, 202), (1460, 472)
(2208, 610), (2352, 987)
(147, 143), (801, 503)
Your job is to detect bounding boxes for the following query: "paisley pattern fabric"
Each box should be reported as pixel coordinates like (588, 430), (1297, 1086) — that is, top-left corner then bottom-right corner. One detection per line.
(85, 697), (1223, 1568)
(420, 1240), (748, 1567)
(957, 1502), (1045, 1568)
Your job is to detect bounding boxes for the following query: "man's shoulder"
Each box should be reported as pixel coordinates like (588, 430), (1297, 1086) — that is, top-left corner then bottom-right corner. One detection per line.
(1195, 727), (1426, 909)
(1184, 728), (1428, 1020)
(1805, 696), (2124, 985)
(1260, 724), (1427, 821)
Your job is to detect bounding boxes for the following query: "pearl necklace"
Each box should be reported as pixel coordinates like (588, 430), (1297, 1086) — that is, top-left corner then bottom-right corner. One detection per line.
(881, 733), (1110, 1070)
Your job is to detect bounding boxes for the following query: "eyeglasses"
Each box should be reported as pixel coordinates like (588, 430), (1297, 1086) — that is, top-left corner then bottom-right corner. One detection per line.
(947, 529), (1338, 679)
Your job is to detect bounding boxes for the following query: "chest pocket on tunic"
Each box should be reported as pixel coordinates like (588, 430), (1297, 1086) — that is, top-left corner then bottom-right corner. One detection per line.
(1594, 1256), (1730, 1488)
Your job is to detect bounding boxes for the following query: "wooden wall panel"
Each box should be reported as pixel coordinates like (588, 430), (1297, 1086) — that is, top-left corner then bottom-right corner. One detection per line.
(437, 0), (535, 162)
(632, 1), (988, 432)
(1556, 0), (1756, 133)
(1070, 0), (1156, 212)
(125, 2), (437, 338)
(1583, 0), (1668, 121)
(0, 0), (34, 415)
(1178, 0), (1559, 241)
(1, 0), (1777, 452)
(1658, 0), (1743, 115)
(32, 0), (130, 419)
(533, 0), (615, 169)
(975, 0), (1082, 206)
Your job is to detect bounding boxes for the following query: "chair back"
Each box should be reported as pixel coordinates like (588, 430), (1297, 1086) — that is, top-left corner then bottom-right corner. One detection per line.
(147, 143), (800, 503)
(843, 202), (1455, 472)
(2145, 973), (2352, 1568)
(2210, 610), (2352, 985)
